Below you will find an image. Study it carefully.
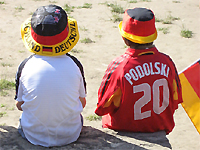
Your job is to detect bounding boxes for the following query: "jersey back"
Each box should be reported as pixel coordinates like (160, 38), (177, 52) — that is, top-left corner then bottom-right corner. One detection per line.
(96, 47), (182, 134)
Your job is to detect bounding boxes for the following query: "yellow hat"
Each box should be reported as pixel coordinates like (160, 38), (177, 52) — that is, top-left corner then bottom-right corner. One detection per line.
(119, 8), (157, 44)
(21, 5), (79, 56)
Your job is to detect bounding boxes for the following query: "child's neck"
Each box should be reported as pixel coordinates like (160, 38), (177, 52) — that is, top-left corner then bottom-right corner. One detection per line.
(130, 44), (155, 50)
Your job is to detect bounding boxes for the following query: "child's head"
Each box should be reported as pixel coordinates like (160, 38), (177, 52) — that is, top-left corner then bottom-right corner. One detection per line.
(123, 37), (154, 49)
(119, 8), (157, 46)
(21, 4), (79, 56)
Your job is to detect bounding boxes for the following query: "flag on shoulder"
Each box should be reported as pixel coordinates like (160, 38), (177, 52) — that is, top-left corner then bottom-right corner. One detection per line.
(179, 59), (200, 134)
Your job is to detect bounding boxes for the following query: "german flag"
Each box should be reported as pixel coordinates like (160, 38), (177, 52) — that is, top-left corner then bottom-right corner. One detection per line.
(42, 46), (53, 55)
(179, 59), (200, 134)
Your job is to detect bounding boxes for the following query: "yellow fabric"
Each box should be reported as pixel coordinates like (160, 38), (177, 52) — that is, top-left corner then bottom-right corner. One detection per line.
(118, 21), (157, 44)
(138, 51), (155, 56)
(21, 17), (79, 56)
(172, 79), (178, 100)
(103, 88), (122, 108)
(179, 73), (200, 134)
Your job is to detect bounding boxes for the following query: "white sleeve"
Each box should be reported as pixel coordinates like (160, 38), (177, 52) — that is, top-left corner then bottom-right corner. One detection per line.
(79, 76), (86, 98)
(16, 80), (24, 102)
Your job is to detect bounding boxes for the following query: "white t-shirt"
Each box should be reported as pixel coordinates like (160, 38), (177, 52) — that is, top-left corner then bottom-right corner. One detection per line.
(16, 55), (86, 147)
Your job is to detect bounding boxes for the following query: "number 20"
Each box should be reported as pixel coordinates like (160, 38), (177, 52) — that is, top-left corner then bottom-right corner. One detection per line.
(133, 78), (169, 120)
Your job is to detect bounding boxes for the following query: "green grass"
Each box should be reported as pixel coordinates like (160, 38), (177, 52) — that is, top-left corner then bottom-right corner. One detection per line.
(0, 91), (8, 96)
(162, 14), (180, 24)
(18, 50), (25, 53)
(9, 107), (15, 111)
(98, 2), (108, 5)
(140, 0), (151, 2)
(28, 12), (34, 16)
(80, 38), (95, 44)
(172, 0), (180, 3)
(0, 104), (5, 108)
(1, 63), (12, 67)
(77, 3), (92, 9)
(129, 0), (137, 3)
(0, 123), (6, 126)
(49, 0), (57, 3)
(95, 35), (102, 38)
(99, 2), (124, 14)
(101, 2), (124, 22)
(0, 112), (6, 117)
(15, 5), (25, 12)
(111, 14), (123, 23)
(86, 114), (102, 121)
(162, 18), (172, 24)
(0, 79), (15, 90)
(0, 29), (5, 33)
(63, 4), (75, 14)
(0, 79), (15, 97)
(0, 1), (5, 4)
(82, 3), (92, 9)
(70, 49), (83, 53)
(158, 27), (170, 34)
(99, 2), (124, 23)
(155, 17), (163, 23)
(79, 26), (88, 32)
(110, 3), (124, 14)
(180, 27), (193, 38)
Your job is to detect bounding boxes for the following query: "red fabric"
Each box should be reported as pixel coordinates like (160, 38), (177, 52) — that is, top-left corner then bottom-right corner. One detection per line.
(43, 47), (53, 52)
(122, 10), (156, 37)
(183, 61), (200, 98)
(31, 26), (69, 45)
(95, 47), (183, 134)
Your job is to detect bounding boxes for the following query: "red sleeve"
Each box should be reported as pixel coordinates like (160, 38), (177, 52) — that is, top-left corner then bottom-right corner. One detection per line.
(95, 56), (125, 116)
(168, 56), (183, 110)
(174, 67), (183, 107)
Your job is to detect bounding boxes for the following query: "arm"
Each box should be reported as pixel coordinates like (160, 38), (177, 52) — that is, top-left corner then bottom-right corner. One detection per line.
(16, 101), (24, 111)
(95, 60), (122, 116)
(79, 97), (86, 108)
(15, 73), (25, 111)
(67, 54), (87, 108)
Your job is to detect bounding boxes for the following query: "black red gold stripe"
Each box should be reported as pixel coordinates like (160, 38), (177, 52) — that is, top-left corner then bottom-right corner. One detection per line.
(31, 25), (69, 45)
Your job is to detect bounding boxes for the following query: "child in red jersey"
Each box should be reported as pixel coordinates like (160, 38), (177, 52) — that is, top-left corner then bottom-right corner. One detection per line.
(95, 7), (183, 134)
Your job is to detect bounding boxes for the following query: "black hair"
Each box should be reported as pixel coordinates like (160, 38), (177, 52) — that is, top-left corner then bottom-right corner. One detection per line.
(124, 38), (153, 47)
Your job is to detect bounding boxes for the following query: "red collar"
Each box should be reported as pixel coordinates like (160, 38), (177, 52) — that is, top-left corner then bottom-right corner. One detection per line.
(125, 47), (158, 57)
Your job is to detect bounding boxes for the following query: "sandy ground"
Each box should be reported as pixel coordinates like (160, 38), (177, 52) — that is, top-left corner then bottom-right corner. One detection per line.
(0, 0), (200, 149)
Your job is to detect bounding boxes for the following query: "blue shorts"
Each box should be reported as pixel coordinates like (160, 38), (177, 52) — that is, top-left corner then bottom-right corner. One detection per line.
(18, 114), (84, 139)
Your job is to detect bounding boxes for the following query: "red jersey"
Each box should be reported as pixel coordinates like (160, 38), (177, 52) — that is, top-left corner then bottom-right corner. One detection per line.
(95, 47), (183, 134)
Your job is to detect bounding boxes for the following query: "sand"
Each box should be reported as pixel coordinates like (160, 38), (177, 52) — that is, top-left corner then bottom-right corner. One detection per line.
(0, 0), (200, 149)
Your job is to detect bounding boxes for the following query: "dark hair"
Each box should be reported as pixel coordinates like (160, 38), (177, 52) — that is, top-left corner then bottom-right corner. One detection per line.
(124, 38), (153, 47)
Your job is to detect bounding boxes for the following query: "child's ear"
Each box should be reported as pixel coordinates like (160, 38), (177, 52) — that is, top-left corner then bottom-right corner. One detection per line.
(123, 37), (130, 46)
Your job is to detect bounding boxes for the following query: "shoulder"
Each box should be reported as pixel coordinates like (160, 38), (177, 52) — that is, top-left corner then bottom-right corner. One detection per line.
(108, 54), (129, 69)
(156, 51), (178, 71)
(66, 53), (83, 69)
(103, 54), (128, 79)
(17, 55), (35, 73)
(157, 51), (173, 62)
